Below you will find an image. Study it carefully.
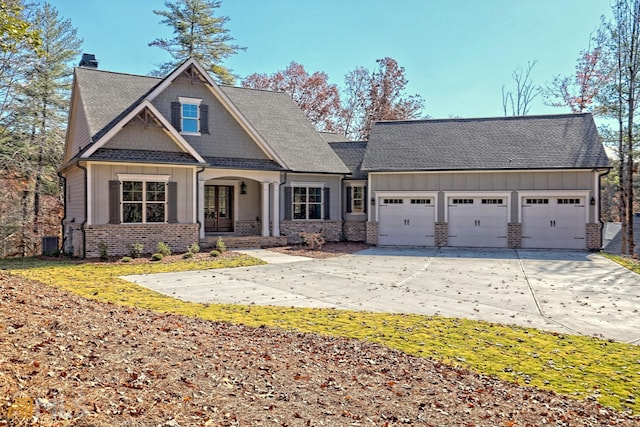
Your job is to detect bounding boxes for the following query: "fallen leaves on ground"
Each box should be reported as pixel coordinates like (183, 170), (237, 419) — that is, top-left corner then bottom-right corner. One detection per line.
(0, 272), (637, 426)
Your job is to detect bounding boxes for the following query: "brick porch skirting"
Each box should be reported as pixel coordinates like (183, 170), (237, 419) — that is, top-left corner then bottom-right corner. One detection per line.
(280, 220), (342, 244)
(84, 223), (199, 258)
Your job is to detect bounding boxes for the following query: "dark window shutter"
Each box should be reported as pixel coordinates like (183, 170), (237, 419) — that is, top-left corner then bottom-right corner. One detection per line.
(171, 102), (181, 131)
(364, 185), (368, 213)
(284, 187), (292, 220)
(200, 104), (209, 134)
(108, 180), (121, 224)
(167, 182), (178, 223)
(284, 187), (293, 221)
(346, 186), (352, 213)
(323, 187), (330, 220)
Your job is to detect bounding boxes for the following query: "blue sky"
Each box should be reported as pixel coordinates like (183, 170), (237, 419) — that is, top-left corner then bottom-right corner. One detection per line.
(50, 0), (612, 121)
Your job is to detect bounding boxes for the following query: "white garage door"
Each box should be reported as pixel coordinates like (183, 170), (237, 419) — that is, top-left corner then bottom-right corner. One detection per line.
(448, 197), (508, 248)
(521, 197), (586, 249)
(378, 197), (435, 246)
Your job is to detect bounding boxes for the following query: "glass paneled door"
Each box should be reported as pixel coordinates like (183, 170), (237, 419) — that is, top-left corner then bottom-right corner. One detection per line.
(204, 185), (234, 232)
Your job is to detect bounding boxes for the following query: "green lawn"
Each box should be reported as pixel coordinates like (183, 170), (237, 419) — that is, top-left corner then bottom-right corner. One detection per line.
(1, 255), (638, 415)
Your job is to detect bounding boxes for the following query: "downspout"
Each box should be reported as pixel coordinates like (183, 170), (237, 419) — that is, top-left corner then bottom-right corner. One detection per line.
(77, 162), (88, 259)
(196, 166), (205, 239)
(598, 168), (610, 250)
(57, 170), (67, 254)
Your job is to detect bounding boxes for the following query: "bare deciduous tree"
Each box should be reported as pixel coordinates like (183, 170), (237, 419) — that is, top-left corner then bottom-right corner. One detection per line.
(501, 60), (541, 116)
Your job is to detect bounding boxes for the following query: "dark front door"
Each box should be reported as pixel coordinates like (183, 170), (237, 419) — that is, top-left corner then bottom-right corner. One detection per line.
(204, 185), (234, 232)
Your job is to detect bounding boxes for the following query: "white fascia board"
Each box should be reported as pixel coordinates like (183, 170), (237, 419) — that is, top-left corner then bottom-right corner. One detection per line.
(145, 58), (287, 168)
(81, 100), (205, 164)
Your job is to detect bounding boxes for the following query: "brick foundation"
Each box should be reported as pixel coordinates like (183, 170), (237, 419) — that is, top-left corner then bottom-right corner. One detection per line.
(508, 223), (522, 249)
(84, 223), (199, 258)
(365, 221), (378, 245)
(586, 222), (602, 250)
(280, 220), (343, 244)
(235, 220), (261, 236)
(435, 222), (447, 247)
(343, 221), (366, 242)
(201, 235), (287, 249)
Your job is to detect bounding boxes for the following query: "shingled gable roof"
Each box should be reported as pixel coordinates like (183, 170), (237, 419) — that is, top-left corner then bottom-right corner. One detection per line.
(328, 141), (368, 180)
(72, 58), (348, 174)
(219, 85), (349, 174)
(362, 113), (610, 172)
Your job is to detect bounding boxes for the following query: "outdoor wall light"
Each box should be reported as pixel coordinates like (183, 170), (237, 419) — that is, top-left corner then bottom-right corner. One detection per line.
(371, 197), (375, 206)
(240, 181), (247, 195)
(590, 196), (595, 205)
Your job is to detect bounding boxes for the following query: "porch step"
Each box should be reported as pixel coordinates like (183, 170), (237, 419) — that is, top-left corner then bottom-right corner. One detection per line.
(201, 235), (287, 250)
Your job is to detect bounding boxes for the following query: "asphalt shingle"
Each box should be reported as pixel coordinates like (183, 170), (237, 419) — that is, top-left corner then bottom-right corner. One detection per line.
(362, 114), (610, 171)
(220, 86), (350, 174)
(328, 141), (368, 179)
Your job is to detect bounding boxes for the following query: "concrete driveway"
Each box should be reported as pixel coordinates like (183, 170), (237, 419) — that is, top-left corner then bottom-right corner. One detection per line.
(123, 247), (640, 344)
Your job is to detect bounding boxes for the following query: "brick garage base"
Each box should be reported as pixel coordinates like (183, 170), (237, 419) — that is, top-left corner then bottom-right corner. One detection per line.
(365, 221), (378, 245)
(84, 223), (199, 258)
(508, 223), (522, 249)
(280, 221), (342, 244)
(586, 223), (602, 250)
(435, 222), (447, 246)
(343, 221), (366, 242)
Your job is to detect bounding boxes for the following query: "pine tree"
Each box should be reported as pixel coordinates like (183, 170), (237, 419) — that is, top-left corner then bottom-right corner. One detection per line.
(149, 0), (244, 84)
(11, 2), (81, 254)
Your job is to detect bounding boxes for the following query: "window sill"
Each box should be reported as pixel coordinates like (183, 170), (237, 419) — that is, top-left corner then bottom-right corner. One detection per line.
(180, 131), (201, 137)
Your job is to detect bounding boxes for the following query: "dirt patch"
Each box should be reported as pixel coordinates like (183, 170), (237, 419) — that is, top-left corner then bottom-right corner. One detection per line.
(1, 272), (637, 426)
(265, 241), (372, 259)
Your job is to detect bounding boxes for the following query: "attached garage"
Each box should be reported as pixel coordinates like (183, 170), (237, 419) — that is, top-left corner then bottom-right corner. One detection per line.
(362, 113), (610, 251)
(377, 194), (435, 246)
(447, 194), (509, 248)
(521, 194), (588, 249)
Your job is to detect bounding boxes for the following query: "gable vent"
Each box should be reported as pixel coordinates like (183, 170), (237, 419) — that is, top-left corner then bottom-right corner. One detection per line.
(79, 53), (98, 68)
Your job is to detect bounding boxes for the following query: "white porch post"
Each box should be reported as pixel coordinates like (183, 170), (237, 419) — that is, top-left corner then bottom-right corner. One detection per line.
(198, 179), (205, 239)
(261, 182), (270, 237)
(271, 182), (280, 237)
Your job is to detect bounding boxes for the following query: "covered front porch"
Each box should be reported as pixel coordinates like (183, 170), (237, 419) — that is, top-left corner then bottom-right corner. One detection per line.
(198, 168), (282, 241)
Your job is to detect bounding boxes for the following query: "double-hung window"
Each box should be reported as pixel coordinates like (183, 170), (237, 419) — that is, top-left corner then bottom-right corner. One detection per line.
(171, 97), (209, 135)
(178, 97), (201, 135)
(293, 186), (323, 220)
(351, 186), (364, 213)
(122, 181), (167, 223)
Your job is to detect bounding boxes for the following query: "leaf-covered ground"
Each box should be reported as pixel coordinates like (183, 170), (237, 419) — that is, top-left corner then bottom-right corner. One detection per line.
(1, 273), (637, 426)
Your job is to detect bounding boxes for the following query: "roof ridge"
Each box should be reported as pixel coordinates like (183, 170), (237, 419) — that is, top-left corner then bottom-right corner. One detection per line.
(220, 84), (287, 95)
(375, 113), (591, 126)
(75, 66), (161, 81)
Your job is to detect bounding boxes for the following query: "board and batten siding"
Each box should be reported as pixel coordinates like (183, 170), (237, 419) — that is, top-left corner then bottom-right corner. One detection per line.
(152, 78), (269, 160)
(369, 171), (596, 222)
(282, 174), (343, 221)
(90, 164), (196, 225)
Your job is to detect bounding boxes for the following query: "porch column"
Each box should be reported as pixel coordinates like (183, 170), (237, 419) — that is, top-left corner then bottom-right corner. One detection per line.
(198, 179), (205, 239)
(271, 182), (280, 237)
(261, 182), (269, 237)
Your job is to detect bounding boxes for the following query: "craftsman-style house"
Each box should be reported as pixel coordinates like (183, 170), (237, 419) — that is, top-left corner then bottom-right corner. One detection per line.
(59, 56), (609, 257)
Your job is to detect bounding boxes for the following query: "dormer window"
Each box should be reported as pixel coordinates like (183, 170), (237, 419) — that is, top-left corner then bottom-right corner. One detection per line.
(171, 97), (209, 135)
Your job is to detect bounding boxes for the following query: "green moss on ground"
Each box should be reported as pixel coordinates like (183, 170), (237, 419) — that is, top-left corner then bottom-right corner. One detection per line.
(2, 256), (638, 415)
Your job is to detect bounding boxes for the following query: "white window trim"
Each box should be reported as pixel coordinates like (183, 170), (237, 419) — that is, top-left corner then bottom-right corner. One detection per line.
(117, 174), (170, 224)
(289, 182), (325, 221)
(350, 184), (366, 215)
(178, 96), (202, 136)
